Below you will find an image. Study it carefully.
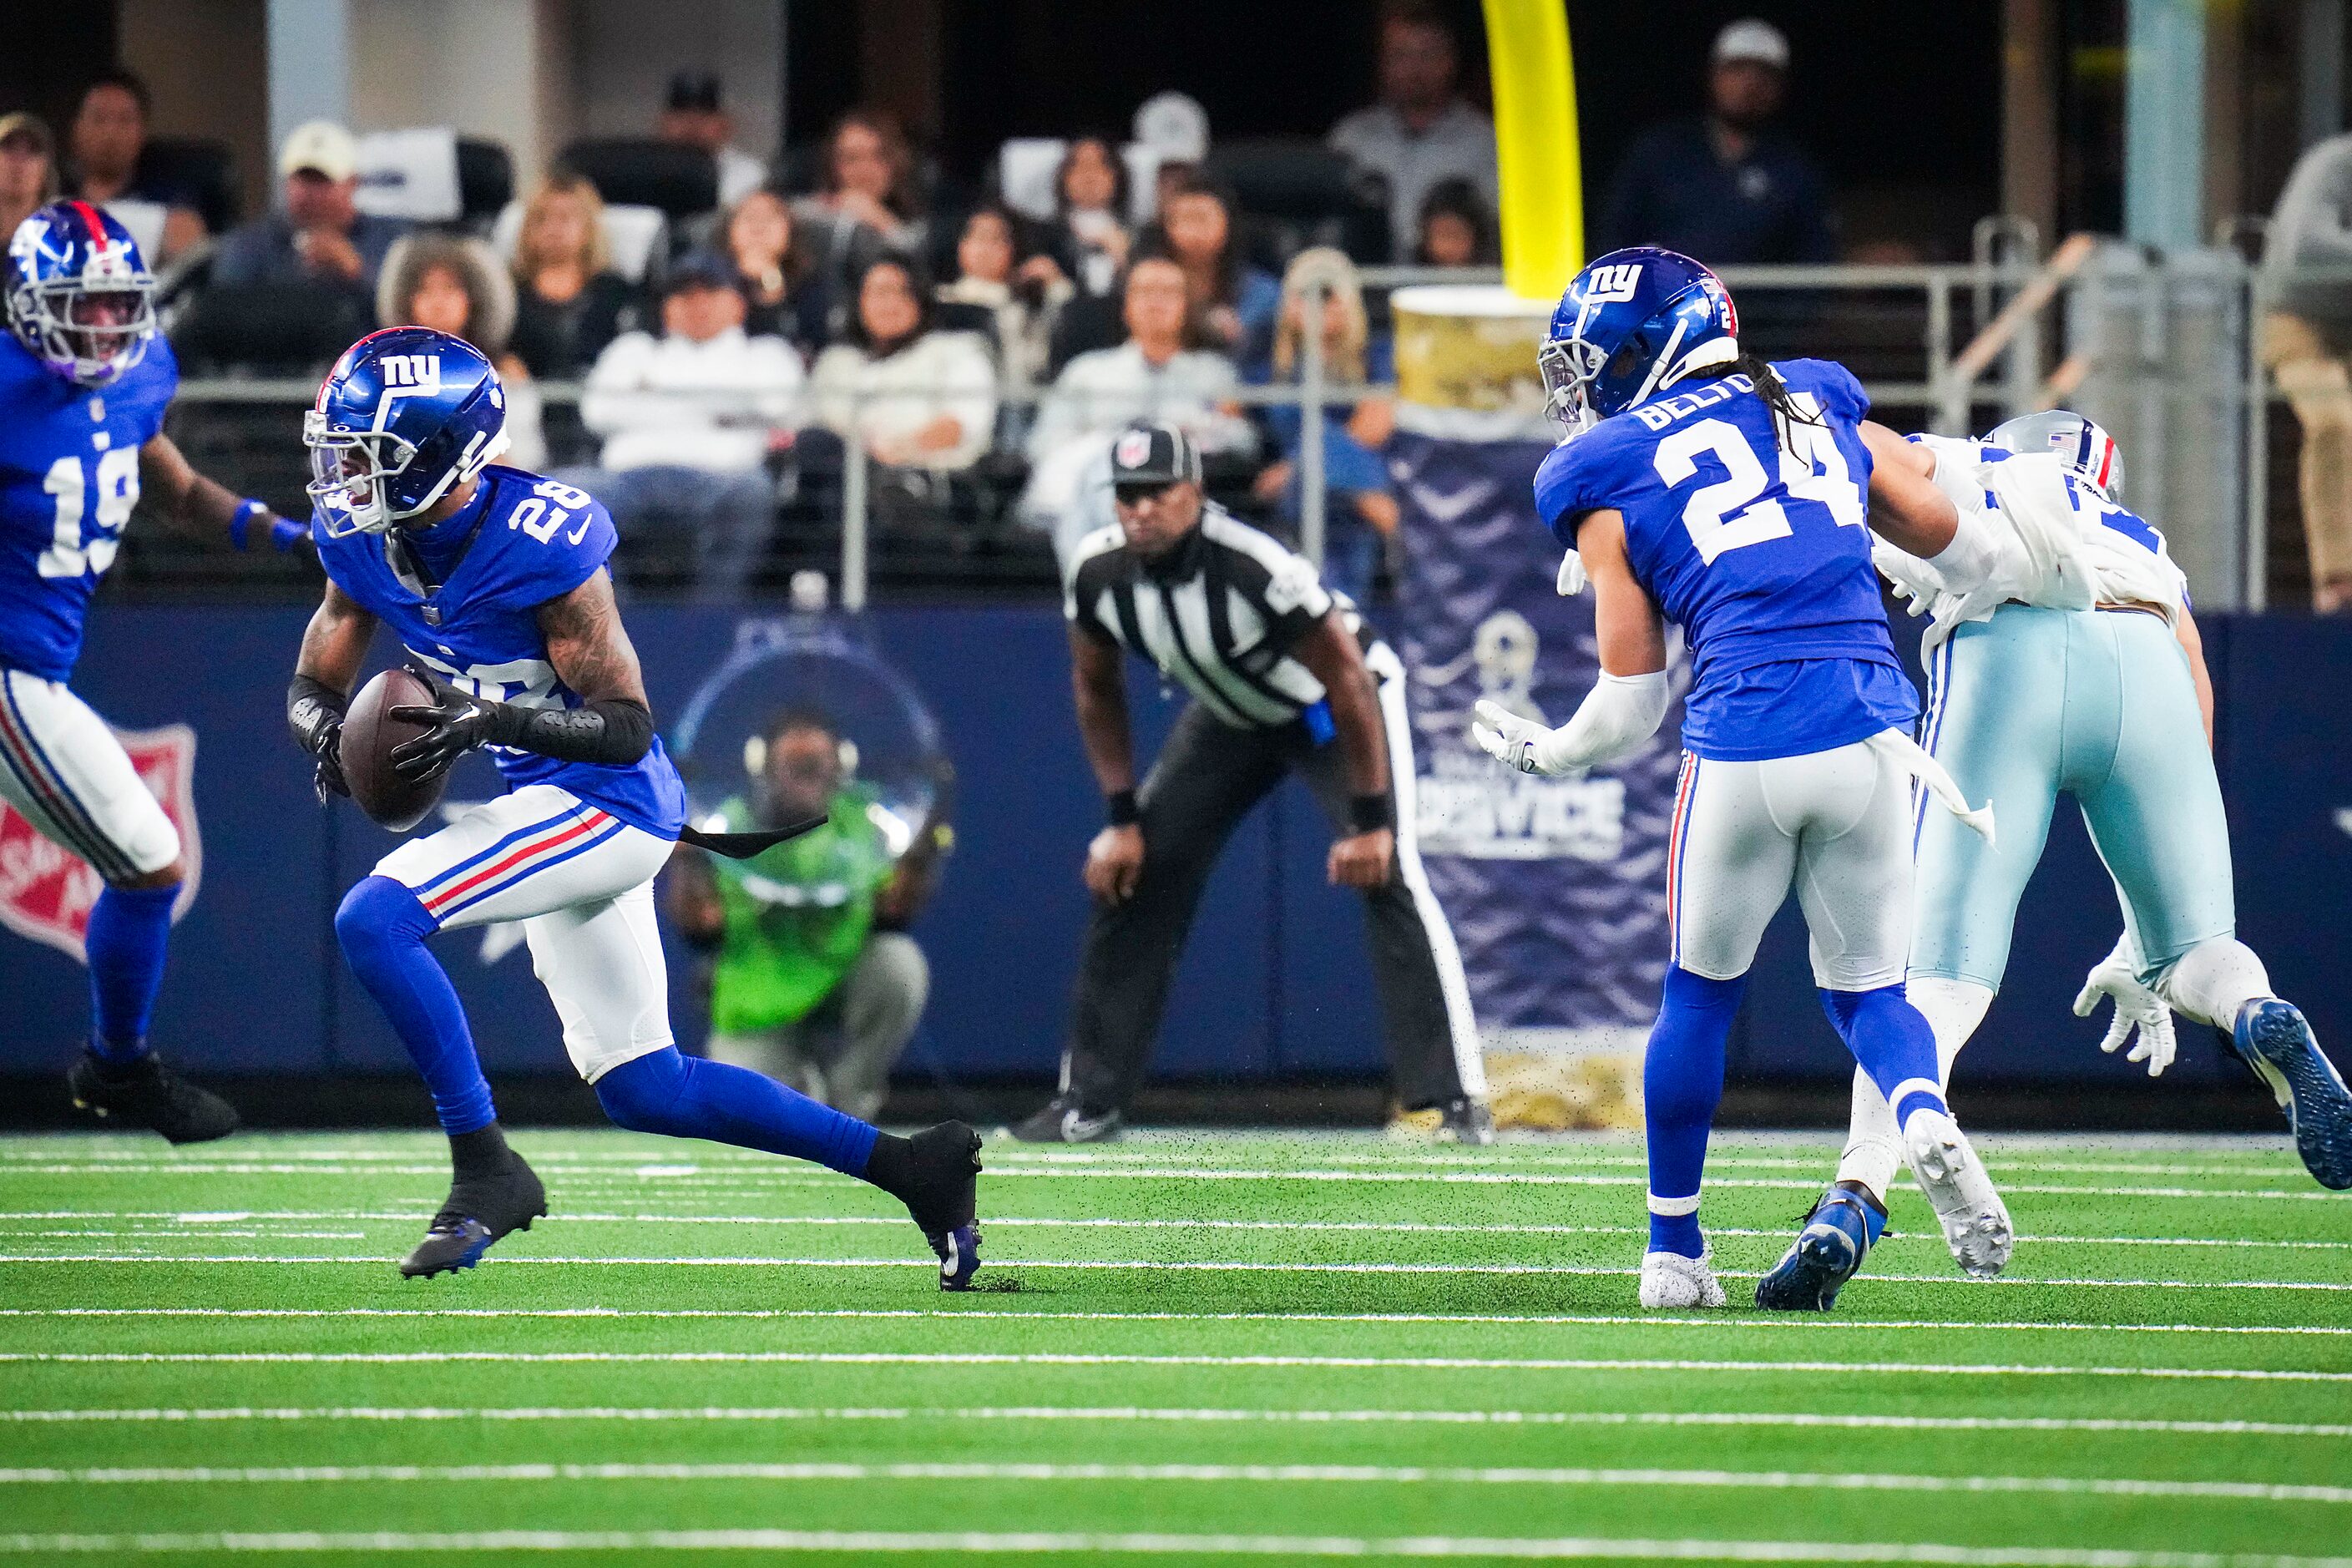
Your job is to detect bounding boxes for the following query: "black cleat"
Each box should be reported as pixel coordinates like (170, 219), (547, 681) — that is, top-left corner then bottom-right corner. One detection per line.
(903, 1121), (984, 1290)
(399, 1152), (548, 1278)
(1008, 1094), (1123, 1144)
(67, 1046), (240, 1144)
(1435, 1097), (1497, 1146)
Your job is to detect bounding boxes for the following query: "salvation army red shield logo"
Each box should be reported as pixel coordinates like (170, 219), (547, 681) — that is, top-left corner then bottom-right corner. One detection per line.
(0, 722), (200, 963)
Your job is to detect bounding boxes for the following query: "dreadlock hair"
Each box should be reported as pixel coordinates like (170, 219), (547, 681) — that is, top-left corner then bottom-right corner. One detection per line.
(1727, 351), (1827, 453)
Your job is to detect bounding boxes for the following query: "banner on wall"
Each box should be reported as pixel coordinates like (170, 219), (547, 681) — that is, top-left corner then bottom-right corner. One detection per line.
(0, 722), (200, 963)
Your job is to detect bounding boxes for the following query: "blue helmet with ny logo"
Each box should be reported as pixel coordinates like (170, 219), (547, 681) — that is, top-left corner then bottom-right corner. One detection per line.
(4, 200), (157, 387)
(1539, 246), (1740, 431)
(305, 326), (510, 538)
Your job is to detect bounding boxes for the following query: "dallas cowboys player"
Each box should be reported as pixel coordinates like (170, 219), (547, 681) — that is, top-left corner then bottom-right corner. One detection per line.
(3, 200), (306, 1142)
(1756, 412), (2352, 1311)
(1473, 247), (2031, 1308)
(288, 326), (982, 1282)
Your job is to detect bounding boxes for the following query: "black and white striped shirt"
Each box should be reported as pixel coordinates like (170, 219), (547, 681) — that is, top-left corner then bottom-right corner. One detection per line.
(1064, 504), (1369, 729)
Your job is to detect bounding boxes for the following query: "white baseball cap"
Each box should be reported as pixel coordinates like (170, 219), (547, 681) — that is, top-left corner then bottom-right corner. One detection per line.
(279, 119), (358, 182)
(1712, 18), (1790, 70)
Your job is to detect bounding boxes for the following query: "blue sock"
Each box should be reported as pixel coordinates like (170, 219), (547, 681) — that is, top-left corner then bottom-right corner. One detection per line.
(1820, 986), (1950, 1126)
(1643, 966), (1748, 1257)
(595, 1046), (879, 1176)
(336, 876), (496, 1135)
(84, 882), (179, 1061)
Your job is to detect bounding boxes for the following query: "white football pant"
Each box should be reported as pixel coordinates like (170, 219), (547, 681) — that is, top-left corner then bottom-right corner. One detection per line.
(0, 668), (180, 883)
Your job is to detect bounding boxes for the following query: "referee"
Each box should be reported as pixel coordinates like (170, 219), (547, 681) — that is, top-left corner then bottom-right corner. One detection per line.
(1011, 422), (1491, 1144)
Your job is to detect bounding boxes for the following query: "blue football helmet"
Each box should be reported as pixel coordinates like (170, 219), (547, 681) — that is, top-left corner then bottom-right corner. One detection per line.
(4, 200), (157, 387)
(1539, 246), (1740, 431)
(1988, 409), (2124, 503)
(305, 326), (511, 538)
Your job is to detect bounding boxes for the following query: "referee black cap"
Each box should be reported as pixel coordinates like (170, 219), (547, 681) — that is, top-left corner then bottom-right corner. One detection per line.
(1110, 422), (1202, 495)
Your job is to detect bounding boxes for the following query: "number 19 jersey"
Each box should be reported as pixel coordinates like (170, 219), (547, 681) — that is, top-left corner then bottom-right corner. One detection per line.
(1532, 357), (1917, 761)
(314, 464), (687, 837)
(0, 331), (177, 681)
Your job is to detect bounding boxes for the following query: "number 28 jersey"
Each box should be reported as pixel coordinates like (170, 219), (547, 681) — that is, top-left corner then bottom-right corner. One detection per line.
(314, 464), (687, 837)
(1532, 357), (1917, 761)
(0, 331), (177, 681)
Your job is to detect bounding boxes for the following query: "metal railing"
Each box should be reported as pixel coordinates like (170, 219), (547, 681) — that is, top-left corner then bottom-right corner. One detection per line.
(163, 252), (2325, 611)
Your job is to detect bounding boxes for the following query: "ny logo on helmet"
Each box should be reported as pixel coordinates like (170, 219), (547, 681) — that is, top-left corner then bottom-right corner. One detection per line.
(380, 353), (443, 392)
(1581, 263), (1643, 304)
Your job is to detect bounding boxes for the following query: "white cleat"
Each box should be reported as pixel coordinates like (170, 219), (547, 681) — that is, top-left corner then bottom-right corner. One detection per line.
(1903, 1108), (2013, 1279)
(1638, 1248), (1727, 1309)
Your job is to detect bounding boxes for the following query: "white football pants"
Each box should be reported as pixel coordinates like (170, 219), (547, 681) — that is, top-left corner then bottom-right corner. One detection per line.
(0, 668), (180, 883)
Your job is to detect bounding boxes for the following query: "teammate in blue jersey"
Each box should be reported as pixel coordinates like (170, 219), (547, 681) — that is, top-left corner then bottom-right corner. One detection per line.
(1755, 411), (2352, 1310)
(287, 326), (982, 1283)
(1472, 247), (2031, 1308)
(2, 200), (305, 1142)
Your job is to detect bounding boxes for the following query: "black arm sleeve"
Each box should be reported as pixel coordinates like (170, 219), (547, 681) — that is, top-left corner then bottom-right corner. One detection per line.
(482, 696), (655, 766)
(287, 674), (346, 757)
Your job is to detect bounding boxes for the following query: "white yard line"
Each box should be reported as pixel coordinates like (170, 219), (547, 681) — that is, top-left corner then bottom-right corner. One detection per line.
(3, 1530), (2349, 1565)
(1, 1460), (2346, 1504)
(5, 1351), (2344, 1382)
(0, 1252), (2344, 1291)
(4, 1307), (2346, 1338)
(4, 1405), (2344, 1439)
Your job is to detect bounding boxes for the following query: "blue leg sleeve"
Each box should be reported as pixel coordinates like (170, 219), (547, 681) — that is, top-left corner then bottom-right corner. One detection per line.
(1821, 985), (1949, 1127)
(1643, 966), (1748, 1257)
(595, 1045), (879, 1176)
(335, 875), (496, 1135)
(84, 882), (178, 1061)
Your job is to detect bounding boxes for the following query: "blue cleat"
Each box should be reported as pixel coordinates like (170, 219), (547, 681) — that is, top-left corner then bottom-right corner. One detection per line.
(2227, 1000), (2352, 1191)
(933, 1222), (983, 1291)
(1755, 1184), (1887, 1311)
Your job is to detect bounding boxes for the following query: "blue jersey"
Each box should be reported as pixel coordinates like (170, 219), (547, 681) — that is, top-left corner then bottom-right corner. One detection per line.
(0, 333), (179, 680)
(1532, 357), (1916, 761)
(314, 465), (687, 837)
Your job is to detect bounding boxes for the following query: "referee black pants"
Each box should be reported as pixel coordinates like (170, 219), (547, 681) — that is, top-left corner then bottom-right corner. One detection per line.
(1062, 653), (1483, 1114)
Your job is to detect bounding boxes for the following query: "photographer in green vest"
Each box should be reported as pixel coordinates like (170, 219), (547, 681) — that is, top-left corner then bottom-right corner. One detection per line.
(666, 707), (943, 1121)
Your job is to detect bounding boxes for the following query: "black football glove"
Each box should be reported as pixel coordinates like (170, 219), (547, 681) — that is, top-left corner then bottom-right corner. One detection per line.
(308, 721), (350, 803)
(286, 675), (350, 804)
(387, 670), (504, 783)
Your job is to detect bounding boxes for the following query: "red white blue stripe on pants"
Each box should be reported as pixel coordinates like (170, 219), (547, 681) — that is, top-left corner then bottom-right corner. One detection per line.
(412, 805), (622, 923)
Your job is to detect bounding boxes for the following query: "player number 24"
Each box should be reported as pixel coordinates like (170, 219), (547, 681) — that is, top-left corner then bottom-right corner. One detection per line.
(38, 449), (140, 579)
(1651, 393), (1865, 565)
(506, 478), (594, 546)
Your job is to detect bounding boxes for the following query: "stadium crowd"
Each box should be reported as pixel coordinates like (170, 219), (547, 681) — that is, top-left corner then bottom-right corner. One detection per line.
(2, 5), (1839, 601)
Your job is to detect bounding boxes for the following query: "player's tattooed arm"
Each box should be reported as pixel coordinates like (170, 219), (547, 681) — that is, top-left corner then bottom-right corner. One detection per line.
(289, 581), (379, 799)
(139, 433), (303, 551)
(539, 568), (650, 709)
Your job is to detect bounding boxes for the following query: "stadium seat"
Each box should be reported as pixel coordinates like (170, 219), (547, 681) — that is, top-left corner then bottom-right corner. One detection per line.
(1201, 137), (1390, 266)
(139, 135), (240, 234)
(557, 139), (719, 221)
(169, 280), (368, 375)
(490, 200), (670, 286)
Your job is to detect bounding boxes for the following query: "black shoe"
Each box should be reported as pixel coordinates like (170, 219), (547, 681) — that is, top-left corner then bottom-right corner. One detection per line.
(400, 1153), (548, 1278)
(1435, 1097), (1496, 1146)
(66, 1046), (240, 1145)
(1008, 1094), (1124, 1144)
(903, 1121), (984, 1290)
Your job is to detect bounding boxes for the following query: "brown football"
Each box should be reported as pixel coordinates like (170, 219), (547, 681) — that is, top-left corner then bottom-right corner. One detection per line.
(339, 668), (446, 832)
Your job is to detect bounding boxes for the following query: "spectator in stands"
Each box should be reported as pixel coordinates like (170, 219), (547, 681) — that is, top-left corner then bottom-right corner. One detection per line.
(1250, 250), (1397, 605)
(807, 257), (997, 529)
(795, 109), (925, 285)
(657, 71), (769, 207)
(1143, 177), (1280, 375)
(0, 113), (61, 241)
(1022, 254), (1256, 558)
(722, 187), (830, 352)
(936, 202), (1070, 394)
(1049, 135), (1132, 297)
(215, 121), (406, 299)
(1414, 177), (1498, 267)
(508, 173), (640, 380)
(666, 706), (943, 1123)
(569, 254), (802, 597)
(379, 231), (547, 471)
(1328, 2), (1499, 258)
(62, 71), (205, 265)
(2264, 132), (2352, 613)
(1597, 18), (1834, 266)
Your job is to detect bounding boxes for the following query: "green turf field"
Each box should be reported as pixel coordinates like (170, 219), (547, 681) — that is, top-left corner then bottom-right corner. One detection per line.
(0, 1127), (2345, 1565)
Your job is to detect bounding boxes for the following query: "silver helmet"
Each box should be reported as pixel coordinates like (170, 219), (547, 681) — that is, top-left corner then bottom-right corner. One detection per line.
(1987, 409), (2124, 503)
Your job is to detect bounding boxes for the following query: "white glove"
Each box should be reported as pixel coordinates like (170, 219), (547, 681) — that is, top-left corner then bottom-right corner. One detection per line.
(1471, 699), (1576, 776)
(2073, 938), (2176, 1077)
